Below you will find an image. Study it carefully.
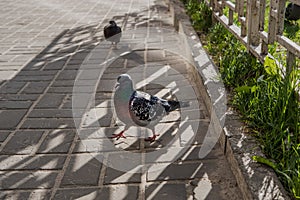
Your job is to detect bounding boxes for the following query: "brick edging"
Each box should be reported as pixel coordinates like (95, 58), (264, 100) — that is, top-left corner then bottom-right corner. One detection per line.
(166, 0), (291, 199)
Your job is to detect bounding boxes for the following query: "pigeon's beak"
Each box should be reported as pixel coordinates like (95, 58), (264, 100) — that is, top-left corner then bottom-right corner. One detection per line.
(115, 83), (120, 89)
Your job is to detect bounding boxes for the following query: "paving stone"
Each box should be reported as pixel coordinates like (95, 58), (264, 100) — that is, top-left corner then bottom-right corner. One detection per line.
(145, 183), (187, 200)
(51, 80), (75, 87)
(18, 70), (58, 76)
(60, 97), (92, 111)
(145, 146), (222, 164)
(97, 80), (115, 92)
(28, 109), (73, 118)
(60, 154), (103, 187)
(0, 81), (27, 94)
(180, 120), (210, 146)
(22, 61), (45, 71)
(0, 100), (32, 109)
(75, 79), (99, 87)
(43, 59), (67, 70)
(21, 81), (51, 94)
(54, 185), (139, 200)
(37, 130), (75, 153)
(70, 52), (90, 61)
(47, 86), (74, 94)
(95, 92), (113, 100)
(64, 64), (81, 70)
(77, 69), (102, 80)
(0, 94), (40, 101)
(0, 171), (58, 189)
(1, 131), (44, 154)
(20, 119), (75, 129)
(77, 128), (118, 139)
(72, 86), (96, 94)
(104, 166), (142, 185)
(192, 179), (225, 200)
(94, 99), (112, 108)
(104, 152), (142, 184)
(0, 155), (66, 170)
(147, 160), (217, 181)
(14, 75), (55, 82)
(35, 94), (66, 108)
(73, 139), (117, 153)
(0, 190), (51, 200)
(0, 131), (10, 142)
(0, 110), (27, 130)
(56, 70), (78, 80)
(101, 72), (123, 80)
(181, 109), (209, 120)
(82, 109), (112, 128)
(48, 85), (95, 95)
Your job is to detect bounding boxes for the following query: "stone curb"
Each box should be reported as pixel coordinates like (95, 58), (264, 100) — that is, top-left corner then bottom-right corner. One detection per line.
(166, 0), (291, 199)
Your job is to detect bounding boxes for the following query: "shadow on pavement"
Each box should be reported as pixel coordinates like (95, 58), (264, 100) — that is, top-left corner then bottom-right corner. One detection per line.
(0, 2), (241, 199)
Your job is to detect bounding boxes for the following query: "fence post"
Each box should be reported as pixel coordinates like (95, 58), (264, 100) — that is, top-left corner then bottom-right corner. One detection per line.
(247, 0), (260, 47)
(268, 0), (277, 43)
(259, 0), (266, 31)
(277, 0), (286, 35)
(287, 51), (296, 73)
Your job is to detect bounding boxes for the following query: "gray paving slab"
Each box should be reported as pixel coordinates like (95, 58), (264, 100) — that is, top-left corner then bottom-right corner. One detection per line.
(0, 81), (27, 94)
(0, 190), (51, 200)
(34, 94), (66, 109)
(37, 130), (75, 154)
(60, 154), (102, 187)
(1, 131), (44, 154)
(21, 81), (51, 94)
(0, 171), (58, 189)
(145, 183), (187, 200)
(0, 0), (243, 199)
(54, 185), (139, 200)
(0, 110), (27, 130)
(0, 155), (66, 170)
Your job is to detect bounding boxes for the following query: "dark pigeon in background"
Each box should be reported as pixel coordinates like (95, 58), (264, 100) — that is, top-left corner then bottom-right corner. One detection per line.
(285, 3), (300, 21)
(103, 20), (122, 47)
(112, 74), (190, 142)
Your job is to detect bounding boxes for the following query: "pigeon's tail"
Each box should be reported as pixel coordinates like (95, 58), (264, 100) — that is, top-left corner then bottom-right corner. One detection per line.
(167, 100), (190, 112)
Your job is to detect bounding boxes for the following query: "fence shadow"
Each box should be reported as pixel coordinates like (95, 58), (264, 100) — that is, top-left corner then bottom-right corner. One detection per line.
(0, 1), (240, 199)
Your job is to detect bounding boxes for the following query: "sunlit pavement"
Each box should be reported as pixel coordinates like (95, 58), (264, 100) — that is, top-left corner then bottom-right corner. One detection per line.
(0, 0), (242, 199)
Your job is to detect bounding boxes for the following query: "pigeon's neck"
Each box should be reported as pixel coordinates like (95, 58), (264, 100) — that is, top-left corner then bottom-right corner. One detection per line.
(117, 82), (134, 100)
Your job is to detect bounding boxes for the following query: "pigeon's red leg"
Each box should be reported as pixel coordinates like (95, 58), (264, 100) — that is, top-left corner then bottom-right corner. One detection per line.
(111, 130), (126, 140)
(145, 134), (160, 143)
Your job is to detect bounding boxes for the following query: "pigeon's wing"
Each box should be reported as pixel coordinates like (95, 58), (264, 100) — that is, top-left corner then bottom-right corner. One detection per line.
(104, 25), (121, 42)
(129, 91), (167, 126)
(103, 25), (111, 39)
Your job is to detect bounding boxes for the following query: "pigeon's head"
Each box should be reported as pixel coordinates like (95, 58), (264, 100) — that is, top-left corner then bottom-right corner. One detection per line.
(115, 74), (133, 89)
(109, 20), (117, 26)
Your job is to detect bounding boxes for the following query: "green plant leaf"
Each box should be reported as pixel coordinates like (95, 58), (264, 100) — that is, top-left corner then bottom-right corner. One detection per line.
(251, 85), (259, 93)
(235, 86), (252, 93)
(252, 155), (278, 170)
(264, 56), (278, 76)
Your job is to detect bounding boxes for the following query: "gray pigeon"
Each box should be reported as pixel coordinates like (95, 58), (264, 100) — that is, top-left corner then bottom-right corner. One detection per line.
(103, 20), (122, 47)
(112, 74), (189, 142)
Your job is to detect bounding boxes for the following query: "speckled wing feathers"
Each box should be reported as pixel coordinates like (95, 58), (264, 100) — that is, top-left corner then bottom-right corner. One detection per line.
(129, 91), (167, 123)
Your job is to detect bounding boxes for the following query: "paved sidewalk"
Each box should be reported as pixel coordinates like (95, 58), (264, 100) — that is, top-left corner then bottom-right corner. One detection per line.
(0, 0), (242, 199)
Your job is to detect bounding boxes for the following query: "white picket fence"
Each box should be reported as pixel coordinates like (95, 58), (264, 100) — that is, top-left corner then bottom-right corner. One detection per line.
(207, 0), (300, 73)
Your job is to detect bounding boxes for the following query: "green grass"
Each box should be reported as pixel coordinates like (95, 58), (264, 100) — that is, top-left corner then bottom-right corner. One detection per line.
(182, 0), (300, 199)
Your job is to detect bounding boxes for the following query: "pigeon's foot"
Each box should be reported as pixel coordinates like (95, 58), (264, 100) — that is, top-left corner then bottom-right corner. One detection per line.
(111, 131), (126, 140)
(145, 134), (159, 143)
